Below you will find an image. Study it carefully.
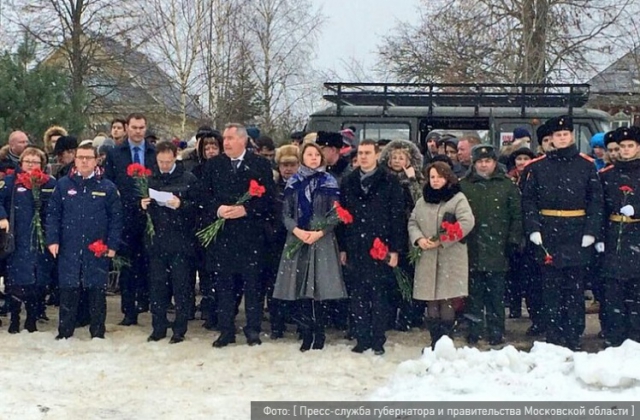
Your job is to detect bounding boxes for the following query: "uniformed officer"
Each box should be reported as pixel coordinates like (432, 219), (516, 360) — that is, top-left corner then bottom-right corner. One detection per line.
(597, 126), (640, 347)
(521, 115), (604, 350)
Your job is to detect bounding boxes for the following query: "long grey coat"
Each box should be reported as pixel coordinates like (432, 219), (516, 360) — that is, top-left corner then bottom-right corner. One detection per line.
(408, 190), (475, 301)
(273, 171), (347, 301)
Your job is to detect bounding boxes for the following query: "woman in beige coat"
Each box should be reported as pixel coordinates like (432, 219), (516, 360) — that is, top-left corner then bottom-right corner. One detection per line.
(408, 161), (475, 350)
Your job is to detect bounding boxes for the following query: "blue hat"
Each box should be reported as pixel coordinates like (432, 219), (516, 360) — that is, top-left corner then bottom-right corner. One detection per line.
(513, 127), (531, 140)
(589, 133), (605, 149)
(246, 126), (260, 140)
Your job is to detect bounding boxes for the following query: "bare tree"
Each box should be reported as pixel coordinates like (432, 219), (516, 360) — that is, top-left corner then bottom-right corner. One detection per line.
(379, 0), (638, 85)
(244, 0), (323, 134)
(144, 0), (206, 136)
(12, 0), (143, 116)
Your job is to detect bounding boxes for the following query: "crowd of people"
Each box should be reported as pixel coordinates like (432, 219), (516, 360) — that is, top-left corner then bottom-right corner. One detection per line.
(0, 112), (638, 355)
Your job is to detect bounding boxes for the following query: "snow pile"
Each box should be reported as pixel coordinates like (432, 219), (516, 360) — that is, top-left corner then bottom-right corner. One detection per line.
(371, 337), (640, 401)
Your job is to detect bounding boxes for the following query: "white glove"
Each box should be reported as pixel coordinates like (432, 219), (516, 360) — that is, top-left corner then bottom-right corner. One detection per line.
(581, 235), (595, 248)
(620, 205), (635, 217)
(529, 232), (542, 246)
(595, 242), (605, 253)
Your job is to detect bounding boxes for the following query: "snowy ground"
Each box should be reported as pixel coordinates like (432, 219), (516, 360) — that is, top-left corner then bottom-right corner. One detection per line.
(0, 297), (639, 420)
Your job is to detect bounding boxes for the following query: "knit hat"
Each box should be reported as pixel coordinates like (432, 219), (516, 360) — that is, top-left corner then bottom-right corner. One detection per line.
(513, 127), (531, 141)
(589, 133), (605, 149)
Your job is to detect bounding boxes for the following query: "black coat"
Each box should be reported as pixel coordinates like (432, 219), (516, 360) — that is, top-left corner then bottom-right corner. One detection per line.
(103, 140), (157, 234)
(337, 167), (405, 269)
(201, 152), (275, 275)
(146, 164), (199, 256)
(327, 156), (352, 184)
(599, 159), (640, 279)
(521, 144), (603, 268)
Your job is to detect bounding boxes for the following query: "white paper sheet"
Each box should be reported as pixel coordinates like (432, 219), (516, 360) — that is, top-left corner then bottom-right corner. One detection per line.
(149, 188), (175, 207)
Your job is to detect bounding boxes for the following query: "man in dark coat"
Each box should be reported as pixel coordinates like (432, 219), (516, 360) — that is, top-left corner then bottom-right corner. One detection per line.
(103, 113), (157, 325)
(46, 143), (123, 339)
(597, 126), (640, 347)
(338, 139), (405, 355)
(142, 141), (199, 344)
(51, 136), (78, 179)
(202, 123), (275, 347)
(521, 115), (604, 350)
(460, 144), (522, 345)
(0, 131), (29, 177)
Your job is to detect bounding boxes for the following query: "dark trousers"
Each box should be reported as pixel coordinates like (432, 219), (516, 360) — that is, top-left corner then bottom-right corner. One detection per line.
(199, 270), (217, 323)
(119, 235), (148, 319)
(216, 271), (263, 336)
(299, 299), (324, 334)
(604, 277), (640, 346)
(526, 269), (545, 329)
(542, 266), (585, 347)
(149, 252), (191, 337)
(349, 268), (390, 348)
(467, 271), (506, 340)
(59, 287), (106, 338)
(6, 284), (39, 326)
(76, 285), (91, 327)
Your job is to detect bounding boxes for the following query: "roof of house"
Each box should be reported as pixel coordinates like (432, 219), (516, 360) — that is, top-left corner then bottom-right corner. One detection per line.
(586, 47), (640, 93)
(84, 35), (206, 121)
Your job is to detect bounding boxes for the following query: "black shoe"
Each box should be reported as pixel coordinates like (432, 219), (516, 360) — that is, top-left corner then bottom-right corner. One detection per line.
(270, 331), (284, 340)
(246, 331), (262, 346)
(55, 334), (70, 340)
(213, 333), (236, 348)
(169, 335), (185, 344)
(92, 334), (105, 339)
(8, 322), (19, 334)
(351, 342), (370, 353)
(118, 317), (138, 326)
(312, 334), (325, 350)
(373, 345), (385, 355)
(147, 332), (167, 342)
(467, 334), (479, 344)
(300, 330), (313, 352)
(25, 319), (37, 333)
(488, 336), (504, 346)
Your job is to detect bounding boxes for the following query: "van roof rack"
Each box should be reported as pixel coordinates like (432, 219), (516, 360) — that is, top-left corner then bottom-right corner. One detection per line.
(323, 82), (590, 118)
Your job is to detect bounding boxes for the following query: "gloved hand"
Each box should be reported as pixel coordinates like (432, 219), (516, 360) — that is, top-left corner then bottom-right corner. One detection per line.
(620, 205), (635, 217)
(595, 242), (605, 253)
(581, 235), (595, 248)
(529, 232), (542, 246)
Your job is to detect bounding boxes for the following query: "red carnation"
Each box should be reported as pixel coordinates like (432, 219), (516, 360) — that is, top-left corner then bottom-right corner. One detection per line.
(126, 163), (150, 178)
(334, 202), (353, 224)
(248, 179), (266, 197)
(619, 186), (634, 194)
(88, 239), (109, 258)
(369, 237), (389, 261)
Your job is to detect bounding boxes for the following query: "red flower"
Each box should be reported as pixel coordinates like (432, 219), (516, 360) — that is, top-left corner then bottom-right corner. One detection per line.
(439, 221), (464, 242)
(88, 239), (109, 258)
(544, 254), (553, 265)
(126, 163), (151, 178)
(619, 186), (634, 194)
(248, 179), (266, 197)
(334, 202), (353, 224)
(5, 169), (14, 176)
(17, 172), (32, 189)
(369, 237), (390, 261)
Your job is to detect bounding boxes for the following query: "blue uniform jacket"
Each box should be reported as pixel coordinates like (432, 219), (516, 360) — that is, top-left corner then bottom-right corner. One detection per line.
(45, 171), (123, 289)
(0, 171), (56, 287)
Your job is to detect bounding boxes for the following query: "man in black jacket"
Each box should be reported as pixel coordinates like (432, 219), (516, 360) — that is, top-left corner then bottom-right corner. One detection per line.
(142, 141), (199, 344)
(338, 139), (405, 355)
(104, 113), (158, 325)
(201, 123), (275, 347)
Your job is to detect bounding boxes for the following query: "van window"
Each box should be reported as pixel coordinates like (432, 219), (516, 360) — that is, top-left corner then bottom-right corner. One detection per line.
(574, 124), (592, 154)
(344, 122), (410, 141)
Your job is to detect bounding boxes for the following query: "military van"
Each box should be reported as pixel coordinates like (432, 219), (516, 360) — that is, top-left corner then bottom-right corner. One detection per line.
(306, 82), (612, 154)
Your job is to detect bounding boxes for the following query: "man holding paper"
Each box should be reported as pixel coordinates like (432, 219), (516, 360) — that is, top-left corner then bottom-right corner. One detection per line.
(141, 141), (199, 344)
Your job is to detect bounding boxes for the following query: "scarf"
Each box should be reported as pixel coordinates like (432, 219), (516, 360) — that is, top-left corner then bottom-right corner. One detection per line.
(359, 167), (378, 194)
(423, 182), (461, 204)
(285, 165), (339, 229)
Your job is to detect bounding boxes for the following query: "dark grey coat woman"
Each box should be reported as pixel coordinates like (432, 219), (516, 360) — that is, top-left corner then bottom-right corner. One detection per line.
(273, 165), (346, 302)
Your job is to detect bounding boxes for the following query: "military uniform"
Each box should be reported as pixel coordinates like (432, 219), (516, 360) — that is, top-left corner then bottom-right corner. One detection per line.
(599, 127), (640, 346)
(521, 116), (604, 350)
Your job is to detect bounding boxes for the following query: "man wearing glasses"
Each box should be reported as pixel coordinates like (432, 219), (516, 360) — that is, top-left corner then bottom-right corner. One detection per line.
(46, 143), (123, 340)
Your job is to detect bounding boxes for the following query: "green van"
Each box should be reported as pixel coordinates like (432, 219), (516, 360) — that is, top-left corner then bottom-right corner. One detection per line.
(306, 82), (611, 154)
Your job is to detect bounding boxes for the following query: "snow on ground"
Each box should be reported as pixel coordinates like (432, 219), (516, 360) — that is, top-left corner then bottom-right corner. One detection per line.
(1, 300), (639, 419)
(372, 336), (640, 401)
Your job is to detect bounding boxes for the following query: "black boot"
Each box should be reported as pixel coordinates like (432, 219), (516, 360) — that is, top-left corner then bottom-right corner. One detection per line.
(25, 316), (37, 333)
(427, 319), (442, 351)
(300, 329), (313, 352)
(8, 313), (19, 334)
(312, 332), (325, 350)
(440, 320), (455, 341)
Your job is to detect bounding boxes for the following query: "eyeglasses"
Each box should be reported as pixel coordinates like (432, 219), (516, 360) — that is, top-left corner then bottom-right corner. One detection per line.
(75, 156), (96, 161)
(22, 160), (41, 165)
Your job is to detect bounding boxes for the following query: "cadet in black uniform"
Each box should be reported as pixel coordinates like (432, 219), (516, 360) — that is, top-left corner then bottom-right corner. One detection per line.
(521, 115), (604, 350)
(597, 126), (640, 347)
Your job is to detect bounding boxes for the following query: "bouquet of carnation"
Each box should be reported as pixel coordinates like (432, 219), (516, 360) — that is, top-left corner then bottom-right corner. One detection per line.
(370, 237), (413, 302)
(197, 179), (266, 248)
(126, 163), (155, 241)
(16, 168), (50, 252)
(283, 201), (353, 259)
(88, 239), (130, 272)
(409, 212), (464, 266)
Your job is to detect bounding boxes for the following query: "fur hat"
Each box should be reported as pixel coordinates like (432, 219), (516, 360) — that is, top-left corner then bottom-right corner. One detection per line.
(536, 122), (552, 141)
(316, 131), (343, 149)
(546, 115), (573, 133)
(275, 145), (300, 164)
(604, 130), (617, 147)
(53, 136), (78, 155)
(614, 126), (640, 144)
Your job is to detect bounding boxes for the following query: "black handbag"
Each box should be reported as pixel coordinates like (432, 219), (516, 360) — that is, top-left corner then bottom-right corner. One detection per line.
(0, 183), (17, 259)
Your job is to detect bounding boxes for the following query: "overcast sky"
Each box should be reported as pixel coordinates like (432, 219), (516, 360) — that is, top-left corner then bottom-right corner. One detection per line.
(314, 0), (420, 79)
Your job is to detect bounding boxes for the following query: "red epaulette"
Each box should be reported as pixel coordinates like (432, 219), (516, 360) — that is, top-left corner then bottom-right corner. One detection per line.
(598, 165), (614, 174)
(523, 154), (546, 168)
(579, 153), (595, 163)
